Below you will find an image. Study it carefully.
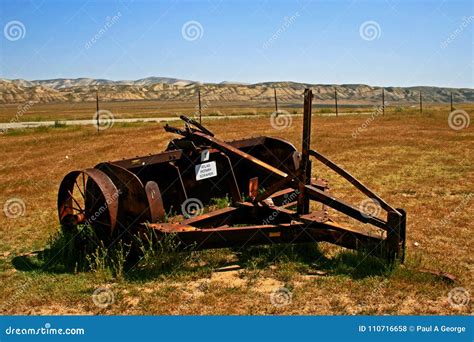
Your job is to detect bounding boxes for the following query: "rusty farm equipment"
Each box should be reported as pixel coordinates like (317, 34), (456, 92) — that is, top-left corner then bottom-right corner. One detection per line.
(57, 89), (406, 263)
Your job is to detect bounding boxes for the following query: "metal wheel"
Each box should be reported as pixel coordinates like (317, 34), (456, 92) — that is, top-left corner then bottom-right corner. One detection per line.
(58, 168), (119, 236)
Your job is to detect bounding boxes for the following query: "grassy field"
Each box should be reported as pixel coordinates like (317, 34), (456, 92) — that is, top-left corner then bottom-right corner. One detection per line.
(0, 99), (457, 122)
(0, 103), (472, 315)
(1, 100), (274, 122)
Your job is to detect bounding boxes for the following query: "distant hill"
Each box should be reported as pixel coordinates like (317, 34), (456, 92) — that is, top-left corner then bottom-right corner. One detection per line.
(0, 77), (472, 104)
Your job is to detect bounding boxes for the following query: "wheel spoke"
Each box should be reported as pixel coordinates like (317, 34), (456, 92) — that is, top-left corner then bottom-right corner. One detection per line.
(75, 179), (85, 199)
(58, 172), (112, 232)
(59, 205), (68, 218)
(64, 204), (84, 213)
(67, 190), (84, 212)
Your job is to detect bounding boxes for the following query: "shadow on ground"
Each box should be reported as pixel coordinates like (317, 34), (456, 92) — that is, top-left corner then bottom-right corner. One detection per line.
(11, 241), (394, 281)
(235, 243), (392, 279)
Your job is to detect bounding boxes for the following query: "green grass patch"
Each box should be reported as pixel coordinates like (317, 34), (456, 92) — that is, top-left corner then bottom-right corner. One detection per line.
(210, 196), (231, 209)
(53, 120), (67, 128)
(237, 243), (320, 269)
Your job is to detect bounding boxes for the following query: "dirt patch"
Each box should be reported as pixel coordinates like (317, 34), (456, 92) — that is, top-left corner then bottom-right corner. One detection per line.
(253, 277), (284, 294)
(211, 269), (246, 288)
(25, 304), (89, 315)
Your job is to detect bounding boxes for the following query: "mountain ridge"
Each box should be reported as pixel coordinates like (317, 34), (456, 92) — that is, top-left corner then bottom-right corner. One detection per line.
(1, 77), (472, 104)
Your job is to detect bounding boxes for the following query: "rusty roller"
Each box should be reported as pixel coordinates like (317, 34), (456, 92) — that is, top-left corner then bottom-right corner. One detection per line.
(58, 89), (406, 262)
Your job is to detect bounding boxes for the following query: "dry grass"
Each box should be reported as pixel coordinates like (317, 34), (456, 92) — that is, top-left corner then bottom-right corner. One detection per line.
(1, 100), (280, 122)
(1, 99), (456, 122)
(0, 103), (472, 315)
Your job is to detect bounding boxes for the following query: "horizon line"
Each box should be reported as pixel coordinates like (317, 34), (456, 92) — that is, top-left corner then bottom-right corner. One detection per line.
(1, 77), (472, 90)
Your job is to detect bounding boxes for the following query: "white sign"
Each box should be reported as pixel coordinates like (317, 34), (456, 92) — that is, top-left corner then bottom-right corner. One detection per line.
(201, 149), (210, 162)
(195, 161), (217, 180)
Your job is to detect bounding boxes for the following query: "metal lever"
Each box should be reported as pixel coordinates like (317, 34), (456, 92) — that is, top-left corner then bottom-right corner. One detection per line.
(180, 115), (215, 137)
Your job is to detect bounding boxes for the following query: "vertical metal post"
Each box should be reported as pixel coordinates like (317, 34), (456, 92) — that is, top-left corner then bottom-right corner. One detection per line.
(198, 89), (202, 124)
(334, 87), (338, 117)
(96, 90), (100, 134)
(274, 88), (278, 113)
(419, 91), (423, 114)
(297, 88), (313, 215)
(450, 92), (453, 112)
(382, 87), (385, 115)
(386, 210), (405, 263)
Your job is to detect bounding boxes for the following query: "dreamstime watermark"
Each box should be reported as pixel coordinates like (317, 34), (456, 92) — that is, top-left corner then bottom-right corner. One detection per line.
(262, 11), (300, 50)
(181, 20), (204, 41)
(270, 287), (292, 307)
(262, 191), (299, 225)
(359, 198), (381, 219)
(0, 100), (35, 135)
(84, 12), (122, 49)
(436, 193), (472, 230)
(359, 20), (381, 41)
(351, 103), (387, 138)
(5, 323), (85, 336)
(357, 280), (387, 310)
(85, 189), (122, 225)
(270, 110), (292, 130)
(448, 109), (470, 131)
(181, 198), (204, 218)
(92, 287), (115, 308)
(1, 278), (38, 311)
(448, 287), (470, 308)
(4, 20), (26, 41)
(193, 97), (211, 121)
(178, 281), (209, 311)
(92, 109), (115, 130)
(441, 16), (474, 49)
(3, 197), (26, 219)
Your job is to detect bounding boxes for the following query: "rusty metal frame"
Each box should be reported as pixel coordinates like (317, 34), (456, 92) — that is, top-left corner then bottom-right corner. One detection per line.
(58, 88), (406, 263)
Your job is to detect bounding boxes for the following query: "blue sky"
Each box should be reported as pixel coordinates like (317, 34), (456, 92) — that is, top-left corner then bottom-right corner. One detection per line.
(0, 0), (472, 87)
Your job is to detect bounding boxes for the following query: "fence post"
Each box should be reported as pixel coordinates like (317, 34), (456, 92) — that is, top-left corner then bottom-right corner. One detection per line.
(274, 87), (278, 113)
(198, 89), (202, 124)
(419, 91), (422, 114)
(297, 88), (313, 215)
(382, 87), (385, 115)
(96, 90), (100, 134)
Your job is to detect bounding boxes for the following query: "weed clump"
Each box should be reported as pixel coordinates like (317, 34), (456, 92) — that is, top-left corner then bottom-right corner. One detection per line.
(41, 224), (193, 279)
(41, 224), (129, 276)
(131, 228), (194, 276)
